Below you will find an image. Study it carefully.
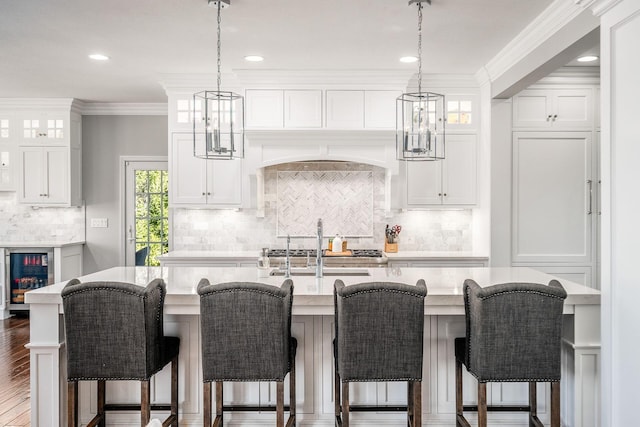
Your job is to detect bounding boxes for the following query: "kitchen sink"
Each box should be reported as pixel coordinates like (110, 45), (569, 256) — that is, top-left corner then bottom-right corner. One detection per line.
(270, 268), (370, 277)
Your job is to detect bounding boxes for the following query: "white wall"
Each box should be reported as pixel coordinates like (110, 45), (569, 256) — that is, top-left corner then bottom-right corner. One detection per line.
(82, 115), (167, 273)
(599, 1), (640, 425)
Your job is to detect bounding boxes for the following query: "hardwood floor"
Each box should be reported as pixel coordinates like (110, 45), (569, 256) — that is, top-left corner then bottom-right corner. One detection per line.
(0, 316), (30, 427)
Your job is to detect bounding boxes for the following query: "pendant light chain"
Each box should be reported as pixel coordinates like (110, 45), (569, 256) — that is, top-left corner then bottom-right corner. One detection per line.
(216, 0), (222, 93)
(417, 2), (423, 95)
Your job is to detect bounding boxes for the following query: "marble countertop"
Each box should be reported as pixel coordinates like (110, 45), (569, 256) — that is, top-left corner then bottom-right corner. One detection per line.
(1, 241), (85, 249)
(25, 266), (600, 315)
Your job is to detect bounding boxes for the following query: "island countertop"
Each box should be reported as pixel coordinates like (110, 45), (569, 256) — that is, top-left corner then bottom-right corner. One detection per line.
(26, 266), (599, 315)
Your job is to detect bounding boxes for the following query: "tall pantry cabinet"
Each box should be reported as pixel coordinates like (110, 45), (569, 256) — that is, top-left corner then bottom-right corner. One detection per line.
(511, 82), (599, 288)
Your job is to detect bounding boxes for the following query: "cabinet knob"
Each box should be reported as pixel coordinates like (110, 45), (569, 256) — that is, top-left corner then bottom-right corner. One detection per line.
(202, 192), (206, 196)
(207, 192), (211, 196)
(546, 115), (552, 121)
(553, 114), (558, 120)
(438, 193), (442, 197)
(443, 193), (447, 197)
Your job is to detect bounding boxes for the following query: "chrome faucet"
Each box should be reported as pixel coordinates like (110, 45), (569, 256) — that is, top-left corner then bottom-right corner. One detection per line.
(316, 218), (323, 278)
(284, 234), (291, 278)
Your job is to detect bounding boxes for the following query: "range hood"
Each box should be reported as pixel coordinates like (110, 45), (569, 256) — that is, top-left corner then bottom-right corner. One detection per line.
(244, 130), (399, 217)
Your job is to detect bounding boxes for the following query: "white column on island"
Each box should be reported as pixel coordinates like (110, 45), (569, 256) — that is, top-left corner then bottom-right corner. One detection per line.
(26, 302), (66, 427)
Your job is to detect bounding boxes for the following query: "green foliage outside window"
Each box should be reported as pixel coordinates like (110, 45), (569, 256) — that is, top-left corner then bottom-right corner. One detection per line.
(135, 170), (169, 266)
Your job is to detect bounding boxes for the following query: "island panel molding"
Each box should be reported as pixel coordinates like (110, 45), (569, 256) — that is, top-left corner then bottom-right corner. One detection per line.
(26, 266), (600, 427)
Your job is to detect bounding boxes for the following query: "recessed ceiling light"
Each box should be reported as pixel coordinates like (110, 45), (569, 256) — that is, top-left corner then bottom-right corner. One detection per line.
(577, 55), (598, 63)
(400, 56), (418, 63)
(89, 54), (110, 61)
(244, 55), (264, 62)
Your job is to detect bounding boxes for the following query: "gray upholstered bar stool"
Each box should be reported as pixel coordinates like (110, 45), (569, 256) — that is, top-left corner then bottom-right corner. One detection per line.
(333, 279), (427, 427)
(455, 279), (567, 427)
(197, 279), (296, 427)
(61, 278), (180, 427)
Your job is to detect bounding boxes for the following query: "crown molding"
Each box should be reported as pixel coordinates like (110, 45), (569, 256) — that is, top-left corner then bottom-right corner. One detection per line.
(576, 0), (623, 16)
(483, 0), (587, 82)
(0, 98), (77, 111)
(80, 102), (168, 116)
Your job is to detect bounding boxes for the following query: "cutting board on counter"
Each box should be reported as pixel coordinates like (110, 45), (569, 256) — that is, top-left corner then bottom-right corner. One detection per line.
(323, 250), (353, 257)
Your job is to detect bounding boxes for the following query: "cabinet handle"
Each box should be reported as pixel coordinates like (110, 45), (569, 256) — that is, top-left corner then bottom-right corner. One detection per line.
(202, 192), (206, 196)
(546, 115), (552, 121)
(438, 193), (442, 197)
(587, 180), (593, 215)
(553, 114), (558, 121)
(443, 193), (447, 197)
(207, 192), (211, 196)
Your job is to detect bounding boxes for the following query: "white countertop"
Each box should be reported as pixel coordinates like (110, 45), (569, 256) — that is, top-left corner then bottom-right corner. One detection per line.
(1, 241), (85, 249)
(383, 251), (489, 260)
(25, 266), (600, 315)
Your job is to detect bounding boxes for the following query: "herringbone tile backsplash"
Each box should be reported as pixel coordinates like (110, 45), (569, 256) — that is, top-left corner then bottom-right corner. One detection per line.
(277, 171), (373, 237)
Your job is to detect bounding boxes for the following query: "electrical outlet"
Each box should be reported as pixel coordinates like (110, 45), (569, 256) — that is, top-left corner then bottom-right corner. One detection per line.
(90, 218), (109, 228)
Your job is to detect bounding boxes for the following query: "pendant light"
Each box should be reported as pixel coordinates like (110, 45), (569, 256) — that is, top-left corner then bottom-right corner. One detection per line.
(193, 0), (244, 160)
(397, 0), (445, 161)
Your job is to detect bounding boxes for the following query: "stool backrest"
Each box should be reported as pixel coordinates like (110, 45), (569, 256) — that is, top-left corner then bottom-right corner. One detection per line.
(334, 280), (427, 382)
(61, 278), (167, 380)
(463, 279), (567, 382)
(198, 279), (294, 382)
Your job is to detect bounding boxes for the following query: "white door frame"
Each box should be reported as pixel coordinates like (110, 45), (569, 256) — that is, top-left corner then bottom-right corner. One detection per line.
(119, 156), (168, 266)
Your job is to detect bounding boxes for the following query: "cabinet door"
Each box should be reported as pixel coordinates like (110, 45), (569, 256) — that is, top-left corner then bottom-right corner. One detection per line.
(442, 134), (477, 205)
(0, 141), (16, 191)
(19, 112), (68, 143)
(325, 90), (364, 129)
(406, 160), (442, 206)
(364, 90), (400, 129)
(512, 91), (552, 127)
(245, 90), (284, 128)
(552, 89), (593, 128)
(18, 146), (45, 203)
(170, 133), (208, 205)
(43, 146), (69, 204)
(206, 159), (242, 206)
(512, 131), (593, 263)
(284, 90), (322, 128)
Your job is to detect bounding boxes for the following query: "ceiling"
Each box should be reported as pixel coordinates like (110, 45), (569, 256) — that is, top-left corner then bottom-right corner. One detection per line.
(0, 0), (558, 103)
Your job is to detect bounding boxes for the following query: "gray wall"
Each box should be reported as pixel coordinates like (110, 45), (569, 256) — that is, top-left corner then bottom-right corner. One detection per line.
(82, 115), (167, 273)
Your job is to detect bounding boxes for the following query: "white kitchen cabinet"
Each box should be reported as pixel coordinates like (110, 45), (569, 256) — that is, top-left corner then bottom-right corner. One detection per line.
(246, 90), (284, 128)
(325, 90), (365, 129)
(406, 133), (477, 206)
(18, 146), (73, 205)
(512, 131), (594, 264)
(284, 90), (323, 128)
(170, 133), (242, 207)
(17, 111), (69, 144)
(512, 88), (593, 129)
(0, 141), (16, 191)
(364, 90), (401, 129)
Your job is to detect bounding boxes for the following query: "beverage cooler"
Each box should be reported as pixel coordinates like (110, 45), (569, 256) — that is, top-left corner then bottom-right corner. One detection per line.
(5, 248), (54, 313)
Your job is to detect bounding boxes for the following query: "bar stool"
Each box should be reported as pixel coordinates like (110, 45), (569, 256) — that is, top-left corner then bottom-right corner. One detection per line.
(455, 279), (567, 427)
(61, 278), (180, 427)
(333, 279), (427, 427)
(197, 279), (296, 427)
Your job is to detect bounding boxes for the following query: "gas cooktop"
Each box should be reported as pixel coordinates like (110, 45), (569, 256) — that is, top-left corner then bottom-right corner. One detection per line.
(267, 249), (383, 258)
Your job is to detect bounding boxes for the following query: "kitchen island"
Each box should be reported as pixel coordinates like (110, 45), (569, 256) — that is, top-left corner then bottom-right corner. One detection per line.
(25, 266), (600, 426)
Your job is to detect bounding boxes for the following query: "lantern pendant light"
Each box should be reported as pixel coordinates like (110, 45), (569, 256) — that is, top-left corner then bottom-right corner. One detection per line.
(396, 0), (445, 161)
(193, 0), (244, 160)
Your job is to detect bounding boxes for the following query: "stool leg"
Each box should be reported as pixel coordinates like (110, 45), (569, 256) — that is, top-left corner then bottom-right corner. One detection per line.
(215, 381), (224, 427)
(455, 359), (465, 427)
(529, 382), (537, 427)
(277, 380), (285, 427)
(68, 382), (78, 427)
(289, 357), (296, 426)
(477, 383), (487, 427)
(413, 381), (422, 427)
(141, 380), (151, 427)
(334, 370), (341, 426)
(97, 380), (105, 427)
(551, 381), (560, 427)
(204, 382), (212, 427)
(342, 382), (350, 427)
(172, 355), (179, 427)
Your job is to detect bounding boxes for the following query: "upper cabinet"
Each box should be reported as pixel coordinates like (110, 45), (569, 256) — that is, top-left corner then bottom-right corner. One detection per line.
(245, 89), (401, 130)
(170, 133), (242, 208)
(405, 134), (477, 207)
(512, 88), (593, 129)
(0, 100), (82, 205)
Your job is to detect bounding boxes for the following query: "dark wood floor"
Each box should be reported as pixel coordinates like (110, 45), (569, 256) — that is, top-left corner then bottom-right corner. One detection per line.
(0, 316), (30, 427)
